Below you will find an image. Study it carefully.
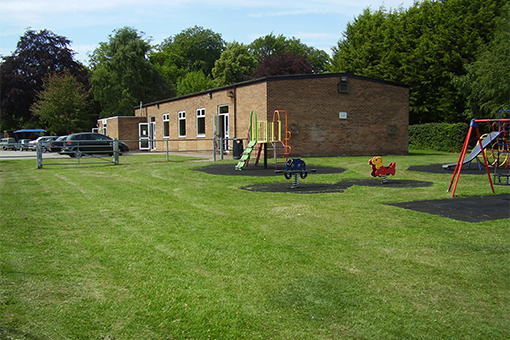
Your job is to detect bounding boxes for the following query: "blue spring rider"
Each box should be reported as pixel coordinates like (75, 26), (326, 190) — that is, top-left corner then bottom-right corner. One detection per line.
(275, 158), (316, 188)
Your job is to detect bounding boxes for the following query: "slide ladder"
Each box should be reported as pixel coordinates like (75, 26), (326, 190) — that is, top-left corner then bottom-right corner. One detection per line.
(235, 140), (257, 170)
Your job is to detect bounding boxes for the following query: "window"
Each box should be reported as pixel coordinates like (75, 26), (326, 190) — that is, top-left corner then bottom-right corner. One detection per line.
(101, 119), (107, 135)
(178, 111), (186, 137)
(163, 114), (170, 138)
(196, 108), (205, 137)
(219, 105), (229, 114)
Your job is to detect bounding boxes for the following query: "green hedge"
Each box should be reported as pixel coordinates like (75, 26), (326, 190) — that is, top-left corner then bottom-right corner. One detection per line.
(409, 123), (469, 153)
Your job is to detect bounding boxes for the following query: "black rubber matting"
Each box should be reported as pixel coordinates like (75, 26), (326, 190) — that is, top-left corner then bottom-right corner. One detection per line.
(387, 194), (510, 223)
(240, 179), (433, 194)
(192, 163), (346, 177)
(407, 163), (491, 175)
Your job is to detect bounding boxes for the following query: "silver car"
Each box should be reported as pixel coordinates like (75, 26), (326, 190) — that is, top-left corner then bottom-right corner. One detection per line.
(0, 137), (19, 151)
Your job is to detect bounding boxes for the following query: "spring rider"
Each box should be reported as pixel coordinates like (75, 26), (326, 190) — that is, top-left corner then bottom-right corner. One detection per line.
(369, 156), (396, 183)
(275, 158), (316, 188)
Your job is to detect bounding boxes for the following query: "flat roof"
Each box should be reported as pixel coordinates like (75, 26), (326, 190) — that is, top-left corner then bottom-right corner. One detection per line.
(139, 72), (409, 109)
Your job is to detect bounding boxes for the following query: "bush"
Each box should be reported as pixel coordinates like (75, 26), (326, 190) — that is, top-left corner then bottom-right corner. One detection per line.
(409, 123), (469, 152)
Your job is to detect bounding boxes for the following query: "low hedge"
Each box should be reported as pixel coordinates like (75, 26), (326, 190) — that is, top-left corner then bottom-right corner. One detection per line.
(409, 122), (469, 153)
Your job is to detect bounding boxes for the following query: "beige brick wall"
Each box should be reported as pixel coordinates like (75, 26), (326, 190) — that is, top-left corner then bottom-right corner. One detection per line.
(119, 74), (408, 155)
(264, 75), (408, 156)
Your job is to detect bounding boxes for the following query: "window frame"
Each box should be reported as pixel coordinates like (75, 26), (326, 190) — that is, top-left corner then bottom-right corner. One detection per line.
(162, 113), (170, 138)
(178, 111), (186, 138)
(196, 108), (206, 137)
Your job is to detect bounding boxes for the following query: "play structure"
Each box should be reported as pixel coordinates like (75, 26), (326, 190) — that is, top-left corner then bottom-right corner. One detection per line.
(274, 158), (317, 188)
(369, 156), (396, 183)
(447, 110), (510, 196)
(235, 110), (291, 170)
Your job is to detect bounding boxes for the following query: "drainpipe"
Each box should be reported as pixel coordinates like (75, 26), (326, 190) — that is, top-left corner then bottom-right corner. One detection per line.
(233, 86), (237, 138)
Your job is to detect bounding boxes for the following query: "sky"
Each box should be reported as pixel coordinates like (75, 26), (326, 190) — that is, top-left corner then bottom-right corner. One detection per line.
(0, 0), (416, 65)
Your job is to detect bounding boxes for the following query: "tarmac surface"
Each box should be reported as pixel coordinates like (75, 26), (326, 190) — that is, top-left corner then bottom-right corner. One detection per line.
(193, 162), (509, 223)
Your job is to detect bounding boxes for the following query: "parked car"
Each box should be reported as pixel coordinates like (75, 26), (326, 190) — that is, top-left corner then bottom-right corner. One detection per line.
(28, 136), (58, 152)
(48, 135), (68, 152)
(59, 132), (129, 157)
(18, 139), (31, 151)
(0, 137), (19, 150)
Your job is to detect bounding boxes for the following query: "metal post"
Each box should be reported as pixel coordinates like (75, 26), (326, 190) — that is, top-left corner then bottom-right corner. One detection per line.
(113, 138), (119, 164)
(213, 136), (217, 162)
(220, 137), (224, 160)
(166, 139), (169, 161)
(36, 142), (43, 169)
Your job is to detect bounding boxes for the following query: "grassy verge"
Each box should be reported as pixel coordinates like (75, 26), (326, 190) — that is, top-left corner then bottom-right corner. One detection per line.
(1, 151), (509, 339)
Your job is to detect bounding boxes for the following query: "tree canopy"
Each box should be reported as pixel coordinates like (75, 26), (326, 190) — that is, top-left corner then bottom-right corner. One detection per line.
(0, 29), (89, 131)
(253, 50), (313, 78)
(330, 0), (507, 124)
(31, 70), (94, 135)
(151, 26), (225, 83)
(249, 33), (331, 74)
(89, 27), (175, 118)
(452, 2), (510, 119)
(212, 42), (257, 87)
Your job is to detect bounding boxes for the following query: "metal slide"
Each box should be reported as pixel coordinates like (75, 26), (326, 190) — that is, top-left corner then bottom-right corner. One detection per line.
(443, 131), (502, 169)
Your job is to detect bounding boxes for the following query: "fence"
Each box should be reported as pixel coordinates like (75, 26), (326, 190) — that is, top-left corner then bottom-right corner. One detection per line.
(36, 138), (121, 168)
(0, 137), (246, 168)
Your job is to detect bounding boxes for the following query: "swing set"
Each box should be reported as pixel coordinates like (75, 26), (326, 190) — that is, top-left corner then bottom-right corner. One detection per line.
(448, 110), (510, 197)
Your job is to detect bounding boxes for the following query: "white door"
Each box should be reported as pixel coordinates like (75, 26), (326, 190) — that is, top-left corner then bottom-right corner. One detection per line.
(218, 105), (229, 150)
(139, 123), (150, 150)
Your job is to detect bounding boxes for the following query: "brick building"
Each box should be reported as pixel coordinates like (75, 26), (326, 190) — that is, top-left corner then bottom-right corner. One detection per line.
(98, 73), (409, 157)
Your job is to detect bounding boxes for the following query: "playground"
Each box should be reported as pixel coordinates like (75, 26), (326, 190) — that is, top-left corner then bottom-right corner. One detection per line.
(1, 147), (509, 339)
(195, 109), (510, 223)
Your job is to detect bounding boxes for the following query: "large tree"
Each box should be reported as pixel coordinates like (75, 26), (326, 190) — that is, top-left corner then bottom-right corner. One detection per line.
(330, 0), (506, 124)
(176, 70), (215, 96)
(31, 70), (94, 135)
(249, 33), (331, 74)
(151, 26), (225, 84)
(0, 29), (89, 130)
(89, 27), (175, 118)
(253, 50), (313, 78)
(452, 2), (510, 119)
(212, 42), (257, 86)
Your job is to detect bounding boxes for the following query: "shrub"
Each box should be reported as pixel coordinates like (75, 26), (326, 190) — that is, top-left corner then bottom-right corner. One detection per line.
(409, 123), (469, 152)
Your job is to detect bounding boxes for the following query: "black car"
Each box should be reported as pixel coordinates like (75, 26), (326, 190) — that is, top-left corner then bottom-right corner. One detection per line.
(59, 132), (129, 157)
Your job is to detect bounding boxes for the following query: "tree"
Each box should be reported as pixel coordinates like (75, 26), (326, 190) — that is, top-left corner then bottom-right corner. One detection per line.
(452, 2), (510, 119)
(0, 29), (89, 130)
(253, 50), (313, 78)
(152, 26), (225, 82)
(249, 33), (330, 74)
(177, 71), (215, 96)
(212, 42), (257, 86)
(330, 0), (506, 123)
(31, 70), (94, 135)
(89, 27), (175, 118)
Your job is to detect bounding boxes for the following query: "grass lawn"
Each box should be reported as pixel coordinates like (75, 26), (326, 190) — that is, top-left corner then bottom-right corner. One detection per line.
(1, 151), (509, 339)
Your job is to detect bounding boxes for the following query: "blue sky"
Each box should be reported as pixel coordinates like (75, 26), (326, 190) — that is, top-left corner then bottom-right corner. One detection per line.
(0, 0), (415, 65)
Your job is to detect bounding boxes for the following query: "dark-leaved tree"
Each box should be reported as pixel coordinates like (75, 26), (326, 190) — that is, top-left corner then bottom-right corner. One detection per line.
(253, 50), (313, 78)
(0, 29), (89, 131)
